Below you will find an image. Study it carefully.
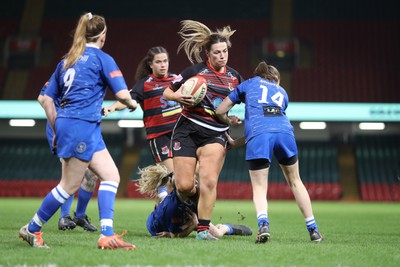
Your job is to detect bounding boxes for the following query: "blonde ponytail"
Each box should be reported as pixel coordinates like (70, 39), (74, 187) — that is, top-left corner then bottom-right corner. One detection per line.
(136, 164), (171, 198)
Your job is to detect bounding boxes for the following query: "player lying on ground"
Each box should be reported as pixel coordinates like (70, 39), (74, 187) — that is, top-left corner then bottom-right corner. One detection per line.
(136, 164), (253, 238)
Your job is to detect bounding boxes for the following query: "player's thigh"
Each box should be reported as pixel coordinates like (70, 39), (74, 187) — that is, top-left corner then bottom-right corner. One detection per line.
(172, 156), (197, 190)
(159, 157), (174, 173)
(89, 148), (119, 182)
(280, 161), (301, 186)
(197, 143), (226, 182)
(249, 168), (269, 188)
(60, 157), (89, 194)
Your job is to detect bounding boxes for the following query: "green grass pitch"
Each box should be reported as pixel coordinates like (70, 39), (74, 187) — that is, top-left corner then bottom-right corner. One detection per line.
(0, 198), (399, 267)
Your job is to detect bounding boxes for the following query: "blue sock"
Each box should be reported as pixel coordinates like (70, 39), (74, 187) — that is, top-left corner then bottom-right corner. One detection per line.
(98, 181), (118, 236)
(29, 185), (70, 233)
(60, 195), (74, 218)
(257, 212), (270, 228)
(305, 216), (318, 233)
(223, 224), (233, 235)
(29, 214), (43, 233)
(75, 187), (93, 217)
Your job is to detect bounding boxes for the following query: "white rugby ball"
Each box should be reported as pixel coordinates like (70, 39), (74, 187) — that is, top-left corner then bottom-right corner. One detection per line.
(181, 76), (207, 105)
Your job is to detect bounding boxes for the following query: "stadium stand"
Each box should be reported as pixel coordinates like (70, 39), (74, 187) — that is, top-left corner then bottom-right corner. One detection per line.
(126, 142), (342, 200)
(291, 0), (399, 103)
(0, 68), (6, 97)
(0, 134), (124, 197)
(0, 1), (399, 201)
(355, 135), (400, 201)
(2, 1), (399, 102)
(0, 2), (22, 98)
(0, 138), (59, 197)
(266, 142), (341, 201)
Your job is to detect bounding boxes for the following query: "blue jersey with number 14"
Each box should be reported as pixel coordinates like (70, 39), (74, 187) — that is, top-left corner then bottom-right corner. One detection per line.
(228, 76), (294, 142)
(45, 45), (128, 122)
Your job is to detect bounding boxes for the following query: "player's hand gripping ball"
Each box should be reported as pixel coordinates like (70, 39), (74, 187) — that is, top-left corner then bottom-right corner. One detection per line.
(181, 76), (207, 105)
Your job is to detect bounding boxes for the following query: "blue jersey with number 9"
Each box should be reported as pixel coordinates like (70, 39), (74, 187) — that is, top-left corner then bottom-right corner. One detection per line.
(45, 46), (128, 122)
(227, 76), (294, 142)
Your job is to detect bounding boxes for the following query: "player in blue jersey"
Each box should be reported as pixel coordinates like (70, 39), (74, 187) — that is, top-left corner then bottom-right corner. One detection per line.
(163, 20), (243, 240)
(136, 164), (253, 238)
(19, 12), (137, 250)
(105, 47), (181, 205)
(38, 83), (97, 232)
(216, 61), (323, 243)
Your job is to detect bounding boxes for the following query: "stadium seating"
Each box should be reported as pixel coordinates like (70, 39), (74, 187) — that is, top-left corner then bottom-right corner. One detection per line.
(292, 21), (398, 103)
(127, 141), (342, 200)
(281, 142), (341, 200)
(2, 134), (400, 202)
(0, 134), (124, 197)
(1, 1), (398, 103)
(0, 1), (399, 202)
(292, 0), (399, 103)
(0, 67), (7, 99)
(354, 135), (400, 201)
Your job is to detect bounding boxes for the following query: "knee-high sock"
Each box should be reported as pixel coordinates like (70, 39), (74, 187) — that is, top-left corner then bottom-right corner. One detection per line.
(29, 184), (71, 232)
(75, 187), (93, 217)
(60, 195), (74, 218)
(98, 181), (118, 236)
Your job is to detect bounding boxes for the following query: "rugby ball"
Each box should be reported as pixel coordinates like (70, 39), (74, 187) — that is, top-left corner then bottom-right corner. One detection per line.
(181, 76), (207, 105)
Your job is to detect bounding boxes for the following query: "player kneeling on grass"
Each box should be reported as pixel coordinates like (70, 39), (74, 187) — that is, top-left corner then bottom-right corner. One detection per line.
(137, 164), (253, 238)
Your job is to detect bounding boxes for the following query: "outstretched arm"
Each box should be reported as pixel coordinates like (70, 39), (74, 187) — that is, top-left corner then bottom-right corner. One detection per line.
(108, 100), (130, 112)
(216, 96), (241, 126)
(225, 132), (246, 149)
(102, 99), (134, 117)
(115, 89), (138, 112)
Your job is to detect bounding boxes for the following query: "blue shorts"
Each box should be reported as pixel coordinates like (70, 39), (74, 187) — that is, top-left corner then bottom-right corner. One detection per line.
(55, 118), (106, 161)
(45, 122), (55, 154)
(246, 132), (297, 162)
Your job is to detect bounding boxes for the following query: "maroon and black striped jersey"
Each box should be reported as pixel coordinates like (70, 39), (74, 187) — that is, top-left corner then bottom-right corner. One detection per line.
(170, 61), (243, 131)
(131, 73), (182, 140)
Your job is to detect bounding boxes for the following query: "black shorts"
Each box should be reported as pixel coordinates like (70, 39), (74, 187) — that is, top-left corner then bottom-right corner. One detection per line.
(247, 155), (298, 170)
(148, 133), (173, 163)
(171, 116), (228, 158)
